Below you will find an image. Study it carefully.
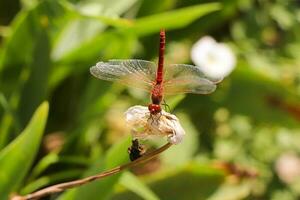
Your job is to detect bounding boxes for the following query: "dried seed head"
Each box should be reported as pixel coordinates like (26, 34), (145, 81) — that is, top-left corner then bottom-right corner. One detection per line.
(124, 105), (185, 144)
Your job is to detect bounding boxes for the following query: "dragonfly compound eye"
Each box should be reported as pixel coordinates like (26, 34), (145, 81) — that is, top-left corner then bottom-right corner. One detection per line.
(148, 104), (162, 115)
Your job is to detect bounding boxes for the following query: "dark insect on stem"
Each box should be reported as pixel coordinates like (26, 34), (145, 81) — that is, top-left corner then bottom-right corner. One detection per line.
(128, 139), (145, 161)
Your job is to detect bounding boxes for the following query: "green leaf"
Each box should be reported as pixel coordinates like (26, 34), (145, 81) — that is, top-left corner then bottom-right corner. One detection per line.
(17, 28), (50, 127)
(21, 169), (82, 195)
(0, 0), (69, 137)
(61, 82), (124, 153)
(119, 172), (159, 200)
(0, 0), (67, 73)
(112, 163), (225, 200)
(206, 181), (252, 200)
(0, 102), (49, 199)
(59, 136), (131, 200)
(181, 65), (300, 131)
(56, 3), (220, 64)
(59, 0), (134, 29)
(128, 3), (221, 36)
(20, 0), (38, 9)
(51, 0), (138, 61)
(28, 153), (89, 181)
(0, 93), (21, 149)
(223, 66), (300, 127)
(161, 113), (199, 166)
(54, 29), (136, 65)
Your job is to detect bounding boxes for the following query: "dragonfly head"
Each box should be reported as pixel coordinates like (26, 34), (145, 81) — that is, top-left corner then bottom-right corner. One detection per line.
(148, 104), (162, 115)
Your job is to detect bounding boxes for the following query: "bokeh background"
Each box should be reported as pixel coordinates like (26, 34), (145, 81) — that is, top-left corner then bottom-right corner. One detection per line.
(1, 0), (300, 199)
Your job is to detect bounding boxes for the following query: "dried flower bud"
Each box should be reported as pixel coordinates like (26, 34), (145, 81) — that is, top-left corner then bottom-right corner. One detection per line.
(124, 105), (185, 144)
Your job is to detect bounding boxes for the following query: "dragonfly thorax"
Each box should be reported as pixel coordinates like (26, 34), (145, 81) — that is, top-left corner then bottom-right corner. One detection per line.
(151, 84), (163, 104)
(148, 84), (163, 115)
(149, 84), (163, 114)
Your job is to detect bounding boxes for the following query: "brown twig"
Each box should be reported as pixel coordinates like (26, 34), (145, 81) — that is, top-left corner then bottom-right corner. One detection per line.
(11, 142), (172, 200)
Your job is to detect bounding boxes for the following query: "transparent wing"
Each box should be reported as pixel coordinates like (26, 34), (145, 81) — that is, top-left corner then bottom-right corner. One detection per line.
(90, 59), (156, 91)
(163, 64), (222, 95)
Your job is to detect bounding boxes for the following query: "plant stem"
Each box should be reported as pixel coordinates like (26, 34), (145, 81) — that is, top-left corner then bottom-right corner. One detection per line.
(11, 142), (172, 200)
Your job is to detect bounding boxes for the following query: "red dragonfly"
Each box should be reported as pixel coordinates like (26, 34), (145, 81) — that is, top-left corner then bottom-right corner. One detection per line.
(90, 30), (222, 115)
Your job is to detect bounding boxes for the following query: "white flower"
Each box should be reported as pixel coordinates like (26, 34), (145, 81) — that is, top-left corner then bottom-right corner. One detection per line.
(191, 36), (236, 79)
(275, 153), (300, 184)
(124, 106), (185, 144)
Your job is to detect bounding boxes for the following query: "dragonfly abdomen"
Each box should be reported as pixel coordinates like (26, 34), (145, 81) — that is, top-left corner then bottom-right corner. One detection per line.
(156, 29), (165, 84)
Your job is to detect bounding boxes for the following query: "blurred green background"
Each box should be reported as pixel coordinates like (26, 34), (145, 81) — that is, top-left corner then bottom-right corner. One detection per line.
(1, 0), (300, 199)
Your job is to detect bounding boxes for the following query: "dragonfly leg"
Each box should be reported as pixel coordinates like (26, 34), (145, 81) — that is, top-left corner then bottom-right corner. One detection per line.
(162, 99), (172, 113)
(149, 114), (156, 125)
(149, 113), (161, 126)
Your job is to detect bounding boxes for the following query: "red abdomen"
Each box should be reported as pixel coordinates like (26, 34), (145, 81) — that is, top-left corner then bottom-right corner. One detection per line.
(156, 29), (165, 84)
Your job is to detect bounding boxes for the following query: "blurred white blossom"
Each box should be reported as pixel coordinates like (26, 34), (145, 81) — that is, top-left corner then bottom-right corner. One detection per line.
(191, 36), (236, 79)
(124, 105), (185, 144)
(275, 153), (300, 184)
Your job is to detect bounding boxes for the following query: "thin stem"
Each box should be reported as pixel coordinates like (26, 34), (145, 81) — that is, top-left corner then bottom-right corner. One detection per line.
(11, 142), (172, 200)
